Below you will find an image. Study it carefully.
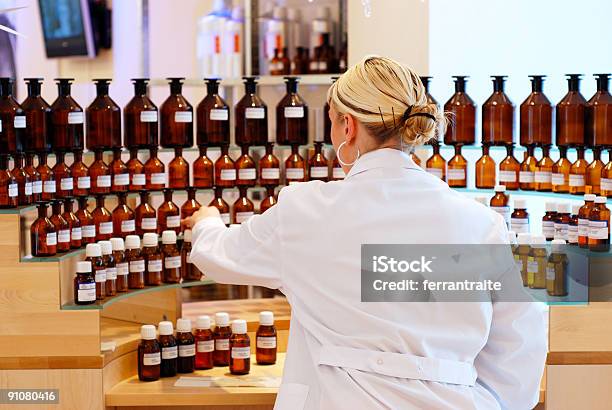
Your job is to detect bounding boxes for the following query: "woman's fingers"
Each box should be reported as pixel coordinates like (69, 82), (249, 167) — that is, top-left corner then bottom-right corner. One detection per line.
(181, 207), (222, 230)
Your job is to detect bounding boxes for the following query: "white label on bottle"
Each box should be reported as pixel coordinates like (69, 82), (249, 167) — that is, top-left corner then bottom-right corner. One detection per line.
(519, 171), (535, 183)
(95, 270), (107, 283)
(99, 221), (113, 234)
(166, 215), (180, 228)
(546, 265), (556, 281)
(554, 223), (569, 241)
(333, 167), (346, 179)
(197, 340), (214, 353)
(77, 176), (91, 189)
(578, 218), (590, 237)
(140, 111), (158, 123)
(310, 166), (328, 178)
(498, 170), (517, 183)
(71, 227), (82, 240)
(32, 180), (42, 194)
(601, 178), (612, 192)
(256, 336), (277, 349)
(77, 283), (96, 302)
(46, 232), (57, 246)
(174, 111), (193, 123)
(286, 168), (304, 180)
(97, 175), (111, 188)
(117, 262), (129, 276)
(318, 61), (328, 71)
(238, 168), (256, 180)
(210, 109), (228, 121)
(130, 259), (145, 273)
(8, 183), (17, 197)
(552, 173), (566, 186)
(143, 352), (161, 366)
(569, 174), (585, 187)
(148, 259), (162, 272)
(568, 225), (579, 244)
(231, 346), (251, 359)
(491, 206), (511, 226)
(121, 219), (135, 233)
(25, 182), (32, 196)
(165, 255), (181, 269)
(114, 173), (129, 186)
(309, 61), (318, 71)
(245, 107), (265, 119)
(426, 168), (443, 179)
(132, 173), (146, 186)
(261, 168), (280, 180)
(68, 112), (84, 124)
(161, 346), (178, 360)
(511, 218), (529, 234)
(535, 171), (552, 183)
(542, 220), (555, 238)
(447, 169), (465, 181)
(60, 177), (73, 191)
(151, 173), (166, 185)
(106, 267), (117, 280)
(220, 169), (236, 181)
(589, 221), (609, 240)
(0, 119), (2, 132)
(142, 217), (157, 230)
(215, 339), (229, 351)
(179, 344), (196, 357)
(58, 229), (70, 243)
(221, 213), (230, 225)
(527, 259), (539, 274)
(236, 211), (254, 224)
(82, 224), (96, 238)
(43, 180), (56, 193)
(13, 115), (26, 128)
(284, 106), (304, 118)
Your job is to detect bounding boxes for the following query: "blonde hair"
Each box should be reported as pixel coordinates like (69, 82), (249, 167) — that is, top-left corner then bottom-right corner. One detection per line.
(327, 56), (446, 148)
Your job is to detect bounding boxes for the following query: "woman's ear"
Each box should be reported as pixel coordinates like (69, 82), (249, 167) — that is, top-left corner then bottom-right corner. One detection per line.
(344, 113), (358, 144)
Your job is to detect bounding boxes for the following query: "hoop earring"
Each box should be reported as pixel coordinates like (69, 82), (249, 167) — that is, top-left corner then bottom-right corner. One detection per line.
(336, 141), (360, 166)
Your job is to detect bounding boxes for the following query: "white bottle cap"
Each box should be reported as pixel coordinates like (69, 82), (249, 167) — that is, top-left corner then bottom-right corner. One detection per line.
(158, 321), (174, 336)
(232, 319), (247, 334)
(143, 232), (158, 247)
(125, 235), (140, 249)
(183, 229), (192, 242)
(494, 185), (506, 193)
(530, 234), (547, 247)
(215, 312), (230, 327)
(110, 237), (125, 251)
(99, 240), (112, 255)
(77, 260), (92, 273)
(545, 202), (557, 212)
(517, 233), (531, 245)
(86, 243), (102, 257)
(259, 311), (274, 326)
(557, 203), (570, 214)
(595, 196), (607, 204)
(507, 232), (517, 245)
(474, 196), (488, 206)
(141, 325), (157, 340)
(572, 204), (581, 215)
(513, 199), (526, 209)
(272, 6), (286, 20)
(584, 194), (596, 202)
(551, 239), (567, 253)
(176, 318), (192, 333)
(196, 315), (211, 329)
(312, 19), (329, 34)
(162, 230), (177, 245)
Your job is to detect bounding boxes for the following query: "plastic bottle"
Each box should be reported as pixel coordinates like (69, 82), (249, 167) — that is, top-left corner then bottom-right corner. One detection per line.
(195, 315), (214, 370)
(196, 0), (230, 78)
(265, 7), (287, 74)
(256, 311), (277, 365)
(176, 318), (196, 373)
(230, 319), (250, 375)
(138, 325), (161, 382)
(74, 260), (96, 305)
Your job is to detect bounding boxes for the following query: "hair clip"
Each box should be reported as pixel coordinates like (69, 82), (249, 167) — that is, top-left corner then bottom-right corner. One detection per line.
(392, 107), (397, 128)
(403, 105), (436, 122)
(378, 106), (388, 129)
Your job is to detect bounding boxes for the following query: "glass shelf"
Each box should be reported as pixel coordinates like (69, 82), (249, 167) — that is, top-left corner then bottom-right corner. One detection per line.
(61, 278), (216, 310)
(0, 204), (37, 215)
(454, 188), (612, 204)
(21, 248), (86, 263)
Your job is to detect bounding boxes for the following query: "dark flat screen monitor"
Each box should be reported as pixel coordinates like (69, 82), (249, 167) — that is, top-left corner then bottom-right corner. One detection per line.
(38, 0), (96, 57)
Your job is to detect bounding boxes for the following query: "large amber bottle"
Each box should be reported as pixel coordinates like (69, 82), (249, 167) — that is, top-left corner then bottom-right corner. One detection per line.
(160, 78), (193, 148)
(482, 76), (514, 146)
(0, 77), (25, 155)
(50, 78), (84, 153)
(235, 77), (267, 147)
(21, 78), (52, 154)
(586, 74), (612, 148)
(443, 76), (476, 146)
(520, 75), (552, 147)
(86, 79), (121, 151)
(475, 145), (496, 189)
(276, 77), (308, 146)
(197, 78), (230, 147)
(556, 74), (587, 148)
(124, 78), (158, 149)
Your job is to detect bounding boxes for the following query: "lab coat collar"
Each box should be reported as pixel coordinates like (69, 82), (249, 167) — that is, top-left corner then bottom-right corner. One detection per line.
(345, 148), (422, 179)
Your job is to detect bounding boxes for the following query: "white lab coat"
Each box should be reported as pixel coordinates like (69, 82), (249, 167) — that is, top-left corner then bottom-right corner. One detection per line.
(191, 148), (547, 410)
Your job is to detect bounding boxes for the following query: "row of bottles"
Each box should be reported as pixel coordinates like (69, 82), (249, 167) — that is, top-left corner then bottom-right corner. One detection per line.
(269, 41), (346, 76)
(138, 312), (277, 382)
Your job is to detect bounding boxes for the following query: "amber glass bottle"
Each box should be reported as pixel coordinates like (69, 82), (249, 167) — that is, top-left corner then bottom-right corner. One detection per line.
(309, 141), (329, 182)
(527, 236), (548, 289)
(161, 230), (181, 284)
(74, 260), (96, 305)
(168, 147), (189, 189)
(37, 153), (55, 201)
(181, 229), (202, 281)
(92, 195), (113, 241)
(588, 197), (610, 252)
(410, 152), (421, 168)
(209, 188), (230, 226)
(21, 78), (52, 154)
(520, 76), (553, 147)
(62, 198), (81, 249)
(31, 203), (57, 257)
(547, 240), (569, 297)
(213, 312), (232, 367)
(586, 148), (604, 195)
(270, 49), (282, 76)
(475, 145), (495, 189)
(100, 240), (117, 296)
(214, 145), (236, 188)
(50, 78), (84, 152)
(535, 146), (554, 192)
(519, 147), (537, 191)
(309, 47), (321, 74)
(158, 189), (181, 234)
(276, 77), (308, 146)
(256, 311), (277, 365)
(260, 187), (277, 214)
(230, 320), (250, 375)
(158, 321), (178, 377)
(142, 233), (162, 286)
(136, 191), (157, 236)
(569, 148), (588, 195)
(233, 187), (254, 225)
(86, 79), (121, 151)
(542, 202), (557, 241)
(586, 74), (612, 148)
(279, 47), (292, 74)
(197, 78), (230, 147)
(181, 187), (201, 219)
(446, 146), (467, 187)
(112, 193), (135, 239)
(552, 147), (571, 193)
(89, 151), (111, 195)
(145, 147), (166, 190)
(556, 74), (587, 148)
(124, 78), (158, 149)
(10, 153), (30, 205)
(176, 319), (196, 374)
(444, 76), (476, 146)
(568, 205), (580, 245)
(50, 200), (71, 253)
(425, 141), (446, 181)
(25, 153), (42, 202)
(138, 325), (161, 382)
(601, 160), (612, 198)
(0, 77), (25, 155)
(70, 150), (89, 197)
(127, 148), (145, 191)
(510, 199), (530, 234)
(53, 152), (72, 198)
(85, 243), (106, 300)
(235, 77), (268, 147)
(195, 316), (213, 370)
(76, 196), (96, 244)
(554, 203), (571, 241)
(193, 146), (214, 188)
(259, 143), (280, 186)
(490, 185), (511, 229)
(110, 150), (129, 193)
(578, 194), (596, 248)
(160, 78), (193, 148)
(482, 76), (514, 146)
(125, 235), (145, 289)
(291, 47), (306, 75)
(111, 237), (128, 292)
(498, 145), (520, 190)
(235, 146), (257, 187)
(0, 155), (17, 209)
(285, 145), (306, 184)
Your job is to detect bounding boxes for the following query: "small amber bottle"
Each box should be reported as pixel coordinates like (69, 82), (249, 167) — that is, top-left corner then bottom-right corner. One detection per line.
(31, 202), (57, 257)
(127, 149), (146, 191)
(213, 312), (232, 367)
(235, 146), (257, 187)
(110, 149), (129, 193)
(25, 153), (42, 202)
(181, 188), (201, 219)
(475, 145), (496, 189)
(233, 187), (254, 224)
(309, 141), (329, 182)
(510, 199), (529, 234)
(215, 145), (236, 188)
(181, 229), (202, 281)
(568, 205), (581, 245)
(112, 193), (135, 239)
(158, 321), (178, 377)
(111, 237), (128, 292)
(578, 194), (596, 248)
(50, 200), (71, 253)
(498, 145), (520, 190)
(446, 145), (467, 187)
(552, 147), (571, 193)
(53, 152), (73, 199)
(586, 148), (604, 195)
(0, 155), (17, 209)
(62, 198), (81, 249)
(426, 141), (446, 181)
(195, 315), (214, 370)
(169, 147), (189, 189)
(136, 191), (157, 236)
(37, 153), (56, 201)
(260, 186), (277, 214)
(535, 146), (554, 192)
(285, 145), (306, 184)
(76, 196), (96, 244)
(516, 233), (531, 286)
(100, 240), (117, 297)
(209, 188), (231, 226)
(256, 311), (277, 365)
(74, 260), (96, 305)
(490, 185), (510, 229)
(602, 158), (612, 198)
(158, 189), (181, 234)
(145, 147), (166, 190)
(547, 240), (568, 297)
(89, 151), (111, 195)
(142, 233), (162, 286)
(527, 235), (547, 289)
(554, 203), (571, 241)
(85, 243), (106, 300)
(588, 196), (610, 252)
(161, 230), (182, 284)
(193, 146), (214, 189)
(138, 325), (161, 382)
(542, 202), (557, 241)
(71, 150), (90, 197)
(176, 318), (196, 374)
(92, 195), (113, 241)
(230, 319), (250, 375)
(125, 235), (145, 289)
(259, 143), (281, 186)
(519, 147), (537, 191)
(569, 147), (588, 195)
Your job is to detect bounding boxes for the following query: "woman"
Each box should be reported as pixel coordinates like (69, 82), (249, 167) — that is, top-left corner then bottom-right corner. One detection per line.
(184, 57), (547, 410)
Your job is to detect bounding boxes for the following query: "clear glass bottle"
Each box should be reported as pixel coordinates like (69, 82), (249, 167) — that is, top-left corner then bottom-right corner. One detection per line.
(31, 202), (57, 257)
(50, 78), (84, 153)
(62, 197), (81, 249)
(233, 187), (254, 225)
(145, 147), (166, 190)
(214, 145), (236, 188)
(124, 78), (158, 149)
(127, 148), (146, 191)
(569, 147), (588, 195)
(194, 315), (214, 370)
(285, 145), (306, 184)
(259, 143), (281, 186)
(74, 261), (96, 306)
(138, 325), (161, 382)
(556, 74), (587, 148)
(86, 79), (121, 151)
(519, 147), (537, 191)
(37, 153), (55, 202)
(53, 152), (73, 198)
(499, 145), (520, 190)
(125, 235), (145, 289)
(161, 230), (181, 284)
(256, 311), (277, 365)
(158, 189), (181, 234)
(100, 240), (117, 296)
(181, 187), (201, 219)
(89, 151), (111, 195)
(111, 237), (128, 292)
(260, 186), (277, 214)
(21, 78), (52, 154)
(142, 232), (162, 286)
(181, 229), (202, 281)
(92, 195), (113, 241)
(552, 147), (571, 193)
(578, 194), (596, 248)
(443, 76), (476, 146)
(193, 146), (214, 188)
(110, 149), (129, 193)
(446, 146), (467, 188)
(25, 153), (42, 202)
(49, 200), (71, 253)
(230, 319), (250, 375)
(85, 243), (106, 300)
(0, 77), (25, 155)
(586, 148), (604, 195)
(235, 77), (268, 147)
(160, 78), (193, 148)
(276, 77), (308, 146)
(76, 196), (96, 245)
(136, 191), (157, 236)
(482, 76), (514, 146)
(176, 318), (196, 374)
(235, 146), (257, 187)
(309, 141), (329, 182)
(588, 196), (610, 252)
(535, 146), (554, 192)
(71, 150), (89, 197)
(197, 78), (230, 147)
(213, 312), (231, 367)
(475, 145), (496, 189)
(209, 188), (230, 226)
(520, 75), (553, 147)
(112, 193), (135, 239)
(158, 321), (178, 377)
(586, 74), (612, 148)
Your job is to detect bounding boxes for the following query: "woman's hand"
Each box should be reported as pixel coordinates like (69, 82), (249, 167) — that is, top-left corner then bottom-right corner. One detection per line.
(182, 206), (221, 230)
